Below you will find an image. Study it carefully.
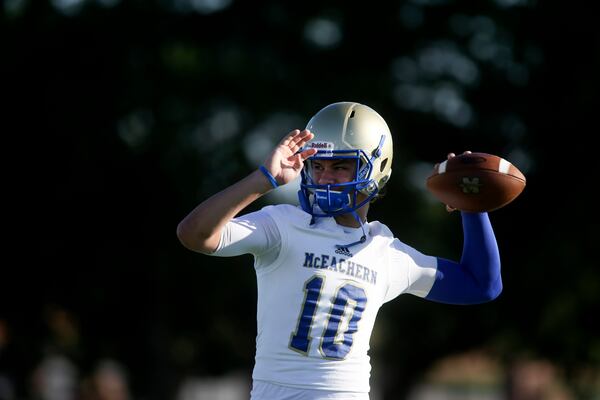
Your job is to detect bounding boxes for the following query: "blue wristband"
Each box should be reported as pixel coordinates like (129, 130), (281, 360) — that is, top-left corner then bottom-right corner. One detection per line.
(259, 165), (279, 188)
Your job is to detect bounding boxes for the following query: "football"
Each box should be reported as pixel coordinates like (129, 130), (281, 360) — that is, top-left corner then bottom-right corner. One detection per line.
(426, 152), (526, 212)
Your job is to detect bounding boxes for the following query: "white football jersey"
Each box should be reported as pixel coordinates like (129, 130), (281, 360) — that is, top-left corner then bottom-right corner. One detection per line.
(212, 204), (437, 393)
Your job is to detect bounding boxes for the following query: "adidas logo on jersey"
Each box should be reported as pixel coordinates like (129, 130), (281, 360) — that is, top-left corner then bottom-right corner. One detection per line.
(335, 247), (353, 257)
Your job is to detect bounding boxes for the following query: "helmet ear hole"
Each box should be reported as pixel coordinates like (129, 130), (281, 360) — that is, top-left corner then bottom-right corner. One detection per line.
(380, 158), (388, 173)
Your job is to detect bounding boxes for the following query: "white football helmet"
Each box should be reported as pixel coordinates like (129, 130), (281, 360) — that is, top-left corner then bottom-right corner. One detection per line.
(298, 101), (394, 217)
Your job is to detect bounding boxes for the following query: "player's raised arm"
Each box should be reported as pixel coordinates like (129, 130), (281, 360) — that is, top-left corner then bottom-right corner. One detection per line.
(426, 211), (502, 304)
(176, 129), (317, 254)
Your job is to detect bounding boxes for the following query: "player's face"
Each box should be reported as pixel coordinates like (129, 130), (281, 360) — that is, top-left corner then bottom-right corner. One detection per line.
(311, 159), (357, 185)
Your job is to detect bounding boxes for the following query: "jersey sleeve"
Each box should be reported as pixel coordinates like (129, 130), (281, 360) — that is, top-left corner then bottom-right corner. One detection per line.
(384, 239), (438, 302)
(211, 209), (282, 263)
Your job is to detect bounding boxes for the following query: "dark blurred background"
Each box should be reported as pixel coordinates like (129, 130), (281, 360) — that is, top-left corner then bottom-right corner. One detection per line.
(2, 0), (598, 399)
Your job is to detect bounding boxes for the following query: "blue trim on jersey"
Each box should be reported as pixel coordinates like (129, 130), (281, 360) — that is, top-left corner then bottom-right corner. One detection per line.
(426, 212), (502, 305)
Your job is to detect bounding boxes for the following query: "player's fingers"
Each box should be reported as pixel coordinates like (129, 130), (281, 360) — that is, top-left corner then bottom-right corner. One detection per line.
(290, 131), (314, 153)
(447, 152), (456, 159)
(299, 148), (317, 160)
(291, 130), (313, 146)
(446, 204), (457, 212)
(281, 129), (301, 146)
(294, 129), (311, 139)
(287, 153), (304, 171)
(463, 150), (472, 155)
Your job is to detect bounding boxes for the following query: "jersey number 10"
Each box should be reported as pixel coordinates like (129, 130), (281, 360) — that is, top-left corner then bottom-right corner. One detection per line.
(289, 274), (367, 360)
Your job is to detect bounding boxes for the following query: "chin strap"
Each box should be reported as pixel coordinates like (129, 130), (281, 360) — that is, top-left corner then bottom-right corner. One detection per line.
(335, 211), (367, 249)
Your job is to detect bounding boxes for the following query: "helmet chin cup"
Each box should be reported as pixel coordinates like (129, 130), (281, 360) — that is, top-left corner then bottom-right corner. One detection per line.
(315, 189), (350, 213)
(298, 179), (378, 218)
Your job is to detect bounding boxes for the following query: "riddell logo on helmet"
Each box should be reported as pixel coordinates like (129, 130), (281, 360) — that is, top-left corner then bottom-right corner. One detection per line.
(309, 142), (334, 150)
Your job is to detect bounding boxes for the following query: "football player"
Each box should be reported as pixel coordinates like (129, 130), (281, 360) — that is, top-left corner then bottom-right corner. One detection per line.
(177, 102), (502, 400)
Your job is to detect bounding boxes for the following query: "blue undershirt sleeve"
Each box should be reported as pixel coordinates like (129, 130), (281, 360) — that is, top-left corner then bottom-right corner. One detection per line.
(425, 212), (502, 305)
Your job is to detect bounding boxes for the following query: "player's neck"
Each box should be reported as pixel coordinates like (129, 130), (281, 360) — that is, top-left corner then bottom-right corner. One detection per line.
(334, 203), (369, 228)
